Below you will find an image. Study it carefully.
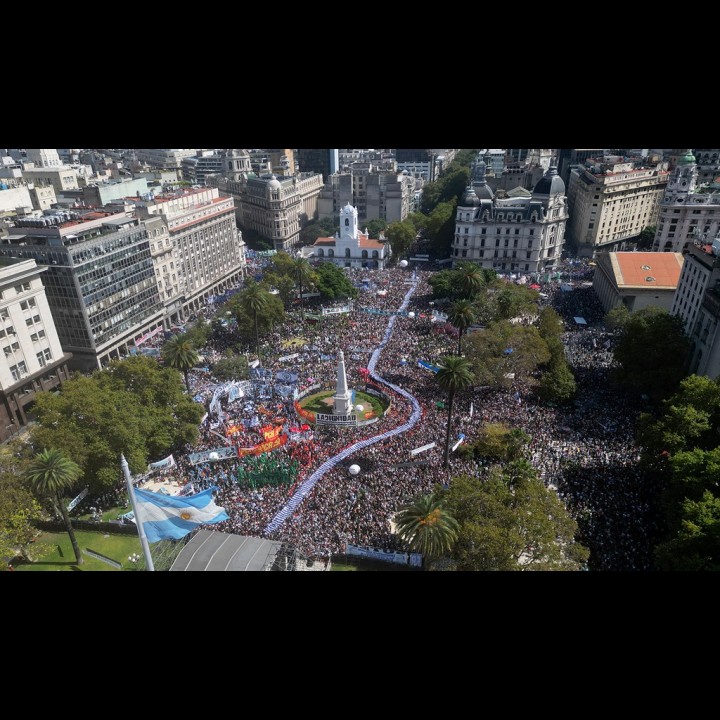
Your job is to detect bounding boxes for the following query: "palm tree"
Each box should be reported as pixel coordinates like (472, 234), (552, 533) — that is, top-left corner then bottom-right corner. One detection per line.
(436, 355), (475, 468)
(394, 493), (459, 562)
(447, 299), (476, 355)
(240, 281), (270, 358)
(25, 448), (84, 565)
(457, 263), (485, 300)
(162, 332), (199, 393)
(291, 256), (314, 322)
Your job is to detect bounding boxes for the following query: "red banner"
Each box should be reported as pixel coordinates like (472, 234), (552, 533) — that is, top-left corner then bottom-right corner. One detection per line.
(262, 425), (282, 441)
(238, 434), (288, 457)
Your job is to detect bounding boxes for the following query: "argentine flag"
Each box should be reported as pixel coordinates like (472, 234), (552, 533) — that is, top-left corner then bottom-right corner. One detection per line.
(133, 487), (229, 543)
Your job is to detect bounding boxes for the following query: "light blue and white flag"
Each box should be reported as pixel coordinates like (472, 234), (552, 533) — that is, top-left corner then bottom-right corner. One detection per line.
(133, 487), (228, 543)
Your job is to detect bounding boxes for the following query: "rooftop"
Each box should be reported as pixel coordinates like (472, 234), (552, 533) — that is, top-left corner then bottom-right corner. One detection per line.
(610, 251), (684, 288)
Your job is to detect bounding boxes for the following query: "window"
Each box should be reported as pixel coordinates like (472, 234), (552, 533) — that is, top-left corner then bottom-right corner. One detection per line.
(14, 282), (31, 294)
(529, 229), (534, 236)
(43, 348), (52, 362)
(0, 309), (8, 321)
(515, 228), (520, 235)
(481, 228), (486, 235)
(461, 250), (467, 257)
(37, 351), (47, 368)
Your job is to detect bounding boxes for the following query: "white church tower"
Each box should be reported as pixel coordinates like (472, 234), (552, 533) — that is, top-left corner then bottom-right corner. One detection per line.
(339, 202), (359, 243)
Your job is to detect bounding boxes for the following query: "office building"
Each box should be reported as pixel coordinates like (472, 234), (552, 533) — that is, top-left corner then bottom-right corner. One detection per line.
(0, 257), (72, 442)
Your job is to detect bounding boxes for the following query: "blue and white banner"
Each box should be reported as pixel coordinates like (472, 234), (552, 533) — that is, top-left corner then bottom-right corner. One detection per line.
(133, 487), (228, 543)
(148, 454), (176, 470)
(417, 360), (440, 373)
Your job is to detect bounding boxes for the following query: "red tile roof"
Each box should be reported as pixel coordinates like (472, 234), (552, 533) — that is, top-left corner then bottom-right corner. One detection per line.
(612, 252), (683, 288)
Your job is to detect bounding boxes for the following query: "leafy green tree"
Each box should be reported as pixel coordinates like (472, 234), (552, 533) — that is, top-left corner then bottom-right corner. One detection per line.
(25, 448), (84, 565)
(269, 274), (296, 309)
(447, 299), (476, 355)
(444, 461), (589, 571)
(536, 307), (564, 341)
(426, 200), (458, 257)
(183, 317), (212, 349)
(212, 353), (249, 381)
(313, 262), (358, 301)
(456, 263), (486, 300)
(239, 280), (271, 357)
(613, 307), (690, 402)
(604, 304), (631, 332)
(291, 256), (315, 321)
(538, 360), (577, 404)
(655, 489), (720, 570)
(636, 225), (657, 250)
(457, 423), (529, 463)
(299, 217), (337, 246)
(394, 493), (459, 563)
(436, 355), (475, 468)
(494, 283), (540, 321)
(637, 375), (720, 463)
(385, 220), (416, 259)
(162, 332), (199, 393)
(364, 218), (388, 239)
(405, 212), (427, 235)
(464, 322), (551, 389)
(225, 290), (285, 351)
(0, 467), (42, 566)
(30, 357), (204, 494)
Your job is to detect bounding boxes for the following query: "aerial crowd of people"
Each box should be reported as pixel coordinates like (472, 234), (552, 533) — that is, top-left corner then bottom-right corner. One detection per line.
(151, 257), (655, 570)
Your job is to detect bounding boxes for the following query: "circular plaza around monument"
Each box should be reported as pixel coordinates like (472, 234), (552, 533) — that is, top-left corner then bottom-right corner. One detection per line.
(298, 388), (390, 423)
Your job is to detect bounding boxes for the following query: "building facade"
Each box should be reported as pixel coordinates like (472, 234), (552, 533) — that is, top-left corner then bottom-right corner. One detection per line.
(318, 164), (416, 224)
(296, 149), (339, 181)
(670, 238), (720, 379)
(592, 251), (684, 314)
(134, 149), (199, 170)
(181, 151), (224, 186)
(652, 151), (720, 254)
(0, 257), (72, 442)
(21, 165), (79, 194)
(306, 203), (389, 269)
(451, 164), (568, 274)
(0, 211), (165, 372)
(566, 155), (669, 256)
(207, 151), (323, 252)
(133, 186), (246, 321)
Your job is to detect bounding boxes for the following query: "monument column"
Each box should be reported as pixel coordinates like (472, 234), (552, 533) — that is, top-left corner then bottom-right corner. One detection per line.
(332, 350), (352, 415)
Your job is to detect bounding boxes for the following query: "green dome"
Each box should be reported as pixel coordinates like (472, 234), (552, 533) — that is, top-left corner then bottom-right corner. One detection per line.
(677, 150), (696, 165)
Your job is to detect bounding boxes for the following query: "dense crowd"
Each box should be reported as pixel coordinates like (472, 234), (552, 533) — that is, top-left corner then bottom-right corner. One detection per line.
(156, 258), (658, 570)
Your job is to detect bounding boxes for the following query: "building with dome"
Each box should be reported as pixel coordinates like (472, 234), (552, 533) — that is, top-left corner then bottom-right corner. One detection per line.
(206, 149), (323, 252)
(566, 153), (669, 257)
(652, 150), (720, 254)
(305, 203), (390, 269)
(451, 162), (567, 274)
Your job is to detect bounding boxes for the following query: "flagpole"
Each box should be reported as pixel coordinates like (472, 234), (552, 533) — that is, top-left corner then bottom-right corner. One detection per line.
(121, 453), (155, 571)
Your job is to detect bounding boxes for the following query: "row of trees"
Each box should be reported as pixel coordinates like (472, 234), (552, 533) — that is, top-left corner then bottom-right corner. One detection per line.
(432, 263), (576, 404)
(394, 460), (589, 570)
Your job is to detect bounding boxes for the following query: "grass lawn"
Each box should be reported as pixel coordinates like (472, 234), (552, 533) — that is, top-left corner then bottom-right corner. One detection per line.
(76, 504), (130, 523)
(331, 558), (418, 571)
(14, 530), (143, 571)
(300, 390), (388, 418)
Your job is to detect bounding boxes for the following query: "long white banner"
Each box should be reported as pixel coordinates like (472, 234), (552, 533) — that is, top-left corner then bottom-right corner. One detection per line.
(410, 442), (436, 456)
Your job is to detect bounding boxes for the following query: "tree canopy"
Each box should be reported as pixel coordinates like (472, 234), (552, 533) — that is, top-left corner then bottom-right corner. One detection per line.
(385, 221), (416, 259)
(443, 460), (589, 571)
(30, 355), (204, 494)
(464, 322), (551, 389)
(313, 262), (358, 301)
(394, 492), (459, 563)
(612, 306), (690, 402)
